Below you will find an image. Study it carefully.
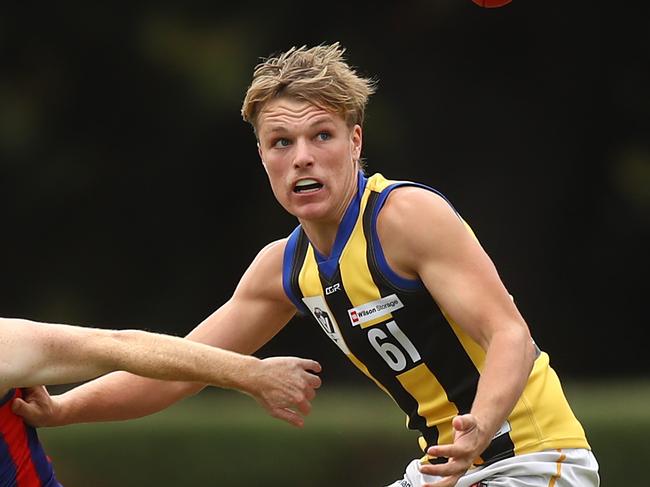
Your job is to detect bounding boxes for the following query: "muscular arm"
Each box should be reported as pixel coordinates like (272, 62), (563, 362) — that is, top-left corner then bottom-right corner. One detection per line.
(0, 318), (266, 391)
(378, 187), (536, 483)
(13, 240), (312, 427)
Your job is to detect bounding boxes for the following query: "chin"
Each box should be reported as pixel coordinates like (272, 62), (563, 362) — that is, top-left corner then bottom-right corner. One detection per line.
(290, 204), (330, 222)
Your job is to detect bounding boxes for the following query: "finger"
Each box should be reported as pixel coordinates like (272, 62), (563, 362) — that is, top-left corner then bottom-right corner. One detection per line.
(304, 387), (316, 401)
(419, 462), (453, 478)
(307, 373), (322, 389)
(423, 477), (458, 487)
(21, 385), (47, 400)
(271, 408), (304, 428)
(453, 414), (476, 433)
(426, 444), (456, 459)
(11, 398), (41, 420)
(11, 397), (28, 415)
(295, 399), (312, 416)
(300, 359), (322, 373)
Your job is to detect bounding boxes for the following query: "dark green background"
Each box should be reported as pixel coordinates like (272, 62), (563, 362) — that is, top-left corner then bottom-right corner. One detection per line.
(40, 382), (649, 486)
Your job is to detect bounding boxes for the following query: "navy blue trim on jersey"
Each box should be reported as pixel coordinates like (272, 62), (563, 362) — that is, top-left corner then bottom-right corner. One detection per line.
(312, 172), (368, 280)
(0, 433), (18, 487)
(283, 226), (309, 315)
(25, 426), (57, 486)
(0, 390), (14, 408)
(369, 181), (460, 291)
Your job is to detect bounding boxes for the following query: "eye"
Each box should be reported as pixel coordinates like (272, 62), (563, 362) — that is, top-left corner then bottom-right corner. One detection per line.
(273, 138), (291, 148)
(316, 132), (331, 141)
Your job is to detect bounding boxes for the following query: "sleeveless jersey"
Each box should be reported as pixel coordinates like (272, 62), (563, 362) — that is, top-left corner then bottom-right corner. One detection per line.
(282, 172), (590, 466)
(0, 389), (61, 487)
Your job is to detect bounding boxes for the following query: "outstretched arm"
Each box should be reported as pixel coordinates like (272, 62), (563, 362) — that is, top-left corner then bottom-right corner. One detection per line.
(1, 317), (320, 427)
(0, 318), (316, 391)
(12, 240), (313, 427)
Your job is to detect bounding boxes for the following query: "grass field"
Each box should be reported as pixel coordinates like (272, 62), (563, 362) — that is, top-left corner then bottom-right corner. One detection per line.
(39, 379), (649, 486)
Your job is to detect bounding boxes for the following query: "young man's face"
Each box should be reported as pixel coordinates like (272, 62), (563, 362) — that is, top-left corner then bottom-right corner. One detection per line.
(256, 97), (362, 224)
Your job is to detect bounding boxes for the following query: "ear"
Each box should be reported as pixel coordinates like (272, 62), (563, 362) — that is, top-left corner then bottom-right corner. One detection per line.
(351, 125), (363, 162)
(257, 142), (267, 170)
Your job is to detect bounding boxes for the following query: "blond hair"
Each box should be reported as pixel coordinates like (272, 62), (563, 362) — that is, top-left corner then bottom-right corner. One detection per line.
(241, 43), (376, 131)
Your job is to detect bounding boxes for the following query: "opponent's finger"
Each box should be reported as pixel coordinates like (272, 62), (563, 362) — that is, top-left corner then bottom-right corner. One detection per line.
(11, 398), (41, 419)
(271, 407), (304, 428)
(300, 359), (322, 374)
(10, 397), (27, 415)
(306, 372), (322, 389)
(303, 386), (317, 401)
(295, 399), (312, 416)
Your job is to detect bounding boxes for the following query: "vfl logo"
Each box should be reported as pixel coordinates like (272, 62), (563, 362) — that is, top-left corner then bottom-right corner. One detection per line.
(313, 307), (334, 334)
(301, 295), (351, 354)
(325, 283), (340, 295)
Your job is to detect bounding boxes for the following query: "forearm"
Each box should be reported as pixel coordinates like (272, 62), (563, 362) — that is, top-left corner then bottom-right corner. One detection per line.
(4, 320), (260, 393)
(52, 330), (268, 425)
(55, 371), (203, 425)
(107, 330), (265, 393)
(470, 325), (535, 447)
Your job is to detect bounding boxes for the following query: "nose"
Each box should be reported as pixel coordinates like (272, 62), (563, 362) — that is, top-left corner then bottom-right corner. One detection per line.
(292, 138), (314, 169)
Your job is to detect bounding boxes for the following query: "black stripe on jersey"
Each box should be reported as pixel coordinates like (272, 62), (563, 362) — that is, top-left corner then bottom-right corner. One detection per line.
(477, 431), (515, 466)
(363, 186), (517, 463)
(360, 190), (441, 448)
(363, 188), (480, 414)
(318, 264), (438, 449)
(289, 229), (310, 306)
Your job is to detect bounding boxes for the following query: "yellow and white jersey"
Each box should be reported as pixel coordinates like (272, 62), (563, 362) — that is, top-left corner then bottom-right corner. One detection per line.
(282, 172), (590, 466)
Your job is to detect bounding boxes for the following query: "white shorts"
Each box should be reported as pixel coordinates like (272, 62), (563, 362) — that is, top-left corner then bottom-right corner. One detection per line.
(385, 449), (599, 487)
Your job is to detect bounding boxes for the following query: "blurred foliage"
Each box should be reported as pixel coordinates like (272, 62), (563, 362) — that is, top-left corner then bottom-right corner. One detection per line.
(39, 381), (649, 486)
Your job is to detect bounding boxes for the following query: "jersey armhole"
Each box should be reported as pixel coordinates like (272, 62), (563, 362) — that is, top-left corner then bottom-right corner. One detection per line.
(282, 226), (310, 315)
(369, 182), (460, 292)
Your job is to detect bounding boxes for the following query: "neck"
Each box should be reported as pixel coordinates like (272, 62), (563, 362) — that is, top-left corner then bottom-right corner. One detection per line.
(300, 221), (340, 257)
(299, 174), (360, 257)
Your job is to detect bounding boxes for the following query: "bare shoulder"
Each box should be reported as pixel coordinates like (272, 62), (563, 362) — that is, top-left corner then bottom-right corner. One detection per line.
(379, 186), (465, 243)
(377, 186), (472, 275)
(247, 238), (287, 279)
(234, 238), (291, 305)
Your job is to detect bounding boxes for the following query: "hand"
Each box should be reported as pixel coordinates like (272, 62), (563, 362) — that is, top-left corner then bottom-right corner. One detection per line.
(11, 386), (61, 427)
(248, 356), (322, 428)
(420, 414), (485, 487)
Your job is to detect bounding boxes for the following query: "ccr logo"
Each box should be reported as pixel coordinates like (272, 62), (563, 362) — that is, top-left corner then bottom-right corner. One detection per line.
(325, 283), (340, 295)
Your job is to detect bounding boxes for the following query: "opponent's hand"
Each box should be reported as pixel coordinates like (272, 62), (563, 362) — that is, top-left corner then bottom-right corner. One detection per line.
(11, 386), (61, 427)
(247, 356), (322, 428)
(420, 414), (486, 487)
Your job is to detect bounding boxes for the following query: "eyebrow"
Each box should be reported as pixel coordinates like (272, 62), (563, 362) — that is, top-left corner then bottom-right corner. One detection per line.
(263, 116), (337, 134)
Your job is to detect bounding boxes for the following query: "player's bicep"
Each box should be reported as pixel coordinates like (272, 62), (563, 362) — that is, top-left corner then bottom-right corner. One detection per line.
(418, 217), (527, 348)
(380, 190), (526, 349)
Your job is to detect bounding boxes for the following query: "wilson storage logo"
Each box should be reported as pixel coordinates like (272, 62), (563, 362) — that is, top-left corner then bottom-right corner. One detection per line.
(348, 294), (404, 326)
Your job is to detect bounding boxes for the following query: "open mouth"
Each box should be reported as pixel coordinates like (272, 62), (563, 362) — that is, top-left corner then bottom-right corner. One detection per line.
(293, 178), (323, 194)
